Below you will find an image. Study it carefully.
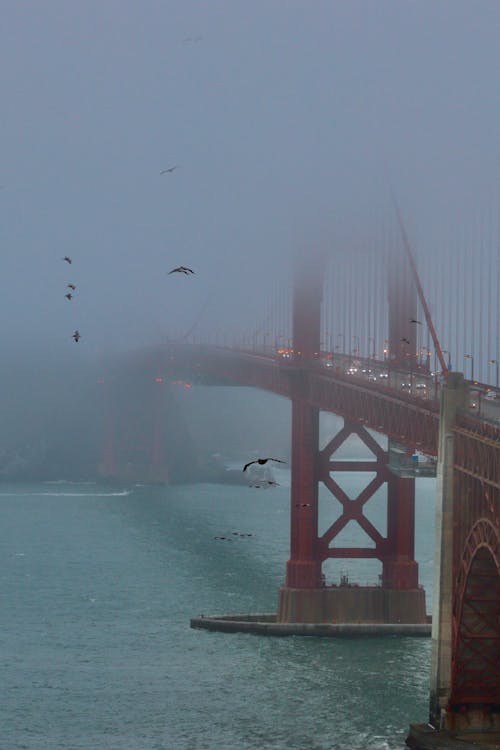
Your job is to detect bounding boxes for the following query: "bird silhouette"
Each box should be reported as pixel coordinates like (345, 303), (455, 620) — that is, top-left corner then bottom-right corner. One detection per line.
(72, 330), (81, 343)
(243, 457), (287, 472)
(168, 266), (195, 275)
(410, 319), (422, 325)
(63, 256), (72, 264)
(67, 283), (76, 290)
(65, 293), (73, 300)
(160, 165), (179, 174)
(400, 337), (410, 345)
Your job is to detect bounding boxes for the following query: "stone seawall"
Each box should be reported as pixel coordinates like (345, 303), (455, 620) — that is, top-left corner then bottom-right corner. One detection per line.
(191, 613), (431, 637)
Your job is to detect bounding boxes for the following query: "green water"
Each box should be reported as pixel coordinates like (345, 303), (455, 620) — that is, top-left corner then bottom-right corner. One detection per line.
(0, 475), (436, 749)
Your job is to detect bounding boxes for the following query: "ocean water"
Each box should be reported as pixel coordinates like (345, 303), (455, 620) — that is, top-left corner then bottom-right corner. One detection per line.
(0, 472), (436, 750)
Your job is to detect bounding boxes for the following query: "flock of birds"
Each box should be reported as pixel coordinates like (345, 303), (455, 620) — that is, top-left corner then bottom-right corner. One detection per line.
(62, 200), (196, 344)
(213, 457), (288, 541)
(61, 256), (81, 343)
(244, 457), (285, 489)
(214, 532), (255, 542)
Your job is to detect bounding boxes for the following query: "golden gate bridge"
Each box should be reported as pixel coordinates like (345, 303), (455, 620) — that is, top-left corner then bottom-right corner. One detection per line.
(97, 210), (499, 748)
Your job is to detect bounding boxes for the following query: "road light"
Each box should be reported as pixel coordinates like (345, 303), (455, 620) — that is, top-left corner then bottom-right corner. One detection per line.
(489, 359), (499, 389)
(464, 354), (474, 382)
(337, 333), (345, 353)
(442, 350), (452, 370)
(352, 335), (360, 355)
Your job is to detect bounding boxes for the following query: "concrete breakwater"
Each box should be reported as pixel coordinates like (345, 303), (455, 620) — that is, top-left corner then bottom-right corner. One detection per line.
(191, 613), (431, 637)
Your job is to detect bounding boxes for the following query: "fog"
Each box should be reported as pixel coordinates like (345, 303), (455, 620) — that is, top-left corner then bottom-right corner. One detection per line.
(0, 1), (498, 477)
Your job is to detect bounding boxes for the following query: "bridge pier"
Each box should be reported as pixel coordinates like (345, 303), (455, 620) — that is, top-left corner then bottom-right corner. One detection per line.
(98, 376), (180, 484)
(429, 373), (468, 726)
(278, 416), (427, 625)
(420, 372), (500, 745)
(277, 250), (427, 625)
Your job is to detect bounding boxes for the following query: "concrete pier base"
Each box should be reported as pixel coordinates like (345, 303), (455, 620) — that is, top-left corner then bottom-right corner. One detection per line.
(190, 613), (431, 637)
(277, 586), (428, 624)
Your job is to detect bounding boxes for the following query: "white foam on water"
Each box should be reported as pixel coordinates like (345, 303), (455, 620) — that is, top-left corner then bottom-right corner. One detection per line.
(0, 489), (133, 498)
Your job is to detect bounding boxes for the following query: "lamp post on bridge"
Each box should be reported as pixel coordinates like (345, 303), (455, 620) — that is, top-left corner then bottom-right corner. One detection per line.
(464, 353), (474, 383)
(488, 358), (499, 388)
(352, 335), (360, 357)
(442, 350), (452, 370)
(368, 337), (376, 360)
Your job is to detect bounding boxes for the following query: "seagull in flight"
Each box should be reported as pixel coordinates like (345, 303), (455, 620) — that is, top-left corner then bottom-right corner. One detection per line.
(67, 283), (76, 291)
(243, 457), (287, 472)
(63, 256), (72, 264)
(65, 293), (73, 301)
(168, 266), (195, 275)
(410, 319), (422, 325)
(72, 330), (81, 343)
(401, 337), (410, 345)
(160, 165), (179, 174)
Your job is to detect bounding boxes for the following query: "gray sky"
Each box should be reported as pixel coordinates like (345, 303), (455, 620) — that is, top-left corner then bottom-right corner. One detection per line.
(1, 0), (498, 359)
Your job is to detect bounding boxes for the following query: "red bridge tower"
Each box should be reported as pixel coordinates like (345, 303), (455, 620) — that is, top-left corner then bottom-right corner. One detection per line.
(278, 251), (426, 624)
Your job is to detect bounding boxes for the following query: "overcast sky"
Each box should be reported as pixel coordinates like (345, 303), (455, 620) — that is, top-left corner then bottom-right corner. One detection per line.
(1, 1), (498, 360)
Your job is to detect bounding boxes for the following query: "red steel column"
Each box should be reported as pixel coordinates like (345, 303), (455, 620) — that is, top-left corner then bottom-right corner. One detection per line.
(385, 240), (419, 589)
(286, 397), (321, 587)
(383, 474), (419, 588)
(150, 380), (169, 483)
(285, 251), (324, 588)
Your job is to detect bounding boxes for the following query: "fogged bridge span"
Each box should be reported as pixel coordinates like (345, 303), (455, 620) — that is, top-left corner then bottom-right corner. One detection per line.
(101, 222), (499, 740)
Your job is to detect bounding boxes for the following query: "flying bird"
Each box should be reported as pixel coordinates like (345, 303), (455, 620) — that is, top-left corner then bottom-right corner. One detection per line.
(243, 457), (287, 472)
(63, 256), (72, 264)
(67, 283), (76, 290)
(401, 337), (410, 345)
(72, 330), (81, 343)
(65, 293), (73, 300)
(168, 266), (195, 275)
(410, 319), (422, 325)
(160, 165), (179, 174)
